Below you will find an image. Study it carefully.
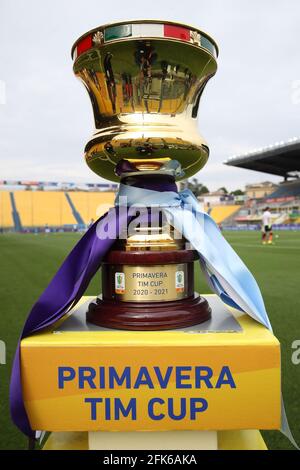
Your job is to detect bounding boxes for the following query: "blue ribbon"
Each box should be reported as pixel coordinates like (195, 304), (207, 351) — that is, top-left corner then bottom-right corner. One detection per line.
(116, 184), (298, 448)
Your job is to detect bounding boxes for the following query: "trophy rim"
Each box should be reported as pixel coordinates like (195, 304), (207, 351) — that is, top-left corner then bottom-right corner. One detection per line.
(71, 18), (219, 59)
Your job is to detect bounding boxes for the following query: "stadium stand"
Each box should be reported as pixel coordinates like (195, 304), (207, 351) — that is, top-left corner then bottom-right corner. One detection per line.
(2, 152), (300, 232)
(0, 191), (14, 228)
(13, 191), (75, 227)
(224, 137), (300, 177)
(265, 180), (300, 200)
(69, 192), (115, 224)
(208, 205), (240, 224)
(0, 190), (245, 230)
(0, 191), (116, 231)
(9, 192), (22, 231)
(65, 193), (84, 226)
(224, 139), (300, 229)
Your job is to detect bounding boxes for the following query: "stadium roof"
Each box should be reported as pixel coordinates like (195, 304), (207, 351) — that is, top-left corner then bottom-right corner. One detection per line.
(224, 137), (300, 177)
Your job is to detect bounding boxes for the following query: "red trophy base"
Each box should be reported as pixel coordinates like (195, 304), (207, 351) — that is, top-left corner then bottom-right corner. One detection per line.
(87, 294), (211, 331)
(86, 240), (212, 330)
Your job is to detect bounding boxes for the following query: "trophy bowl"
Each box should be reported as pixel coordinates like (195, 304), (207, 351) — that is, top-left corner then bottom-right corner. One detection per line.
(72, 20), (218, 330)
(72, 20), (218, 182)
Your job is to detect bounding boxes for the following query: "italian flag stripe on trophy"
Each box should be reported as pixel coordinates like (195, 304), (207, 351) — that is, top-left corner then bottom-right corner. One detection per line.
(73, 21), (218, 60)
(164, 24), (190, 41)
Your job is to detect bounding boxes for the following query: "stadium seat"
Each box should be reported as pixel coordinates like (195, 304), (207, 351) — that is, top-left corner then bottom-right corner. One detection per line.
(0, 191), (14, 228)
(266, 182), (300, 199)
(2, 191), (116, 228)
(13, 191), (75, 227)
(209, 205), (239, 224)
(69, 192), (115, 224)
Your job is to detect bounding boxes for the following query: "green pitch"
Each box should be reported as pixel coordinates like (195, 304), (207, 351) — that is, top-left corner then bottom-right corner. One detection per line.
(0, 231), (299, 450)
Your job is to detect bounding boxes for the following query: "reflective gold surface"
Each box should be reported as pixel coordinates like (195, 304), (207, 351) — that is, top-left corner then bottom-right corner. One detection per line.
(124, 225), (184, 251)
(73, 20), (218, 182)
(103, 224), (194, 302)
(107, 263), (189, 302)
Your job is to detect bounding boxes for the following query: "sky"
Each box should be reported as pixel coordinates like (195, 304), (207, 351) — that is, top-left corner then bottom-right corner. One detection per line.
(0, 0), (299, 191)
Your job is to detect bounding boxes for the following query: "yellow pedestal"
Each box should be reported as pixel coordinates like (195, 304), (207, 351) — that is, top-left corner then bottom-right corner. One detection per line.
(42, 430), (267, 450)
(21, 295), (280, 433)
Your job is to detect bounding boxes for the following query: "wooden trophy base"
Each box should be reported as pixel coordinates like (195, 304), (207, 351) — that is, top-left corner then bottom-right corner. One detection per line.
(87, 294), (211, 331)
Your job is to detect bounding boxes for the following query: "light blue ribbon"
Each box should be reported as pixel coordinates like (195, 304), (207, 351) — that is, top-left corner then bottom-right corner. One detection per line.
(116, 183), (298, 448)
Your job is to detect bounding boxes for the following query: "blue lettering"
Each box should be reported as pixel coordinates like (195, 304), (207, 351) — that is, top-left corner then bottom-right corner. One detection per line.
(168, 398), (187, 420)
(115, 398), (136, 420)
(84, 397), (102, 420)
(109, 367), (131, 388)
(176, 366), (192, 388)
(134, 366), (154, 389)
(148, 398), (165, 420)
(79, 367), (96, 389)
(154, 366), (173, 388)
(190, 398), (208, 419)
(58, 367), (75, 389)
(105, 397), (111, 420)
(195, 366), (213, 388)
(99, 366), (105, 388)
(215, 366), (236, 388)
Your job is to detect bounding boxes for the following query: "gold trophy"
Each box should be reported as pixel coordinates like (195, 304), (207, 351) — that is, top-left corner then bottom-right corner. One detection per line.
(72, 20), (218, 330)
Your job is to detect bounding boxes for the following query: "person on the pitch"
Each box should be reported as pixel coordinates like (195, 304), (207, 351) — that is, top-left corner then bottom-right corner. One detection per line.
(261, 207), (273, 245)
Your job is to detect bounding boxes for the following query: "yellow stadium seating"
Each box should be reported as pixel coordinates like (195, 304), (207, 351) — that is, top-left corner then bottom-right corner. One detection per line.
(0, 191), (116, 228)
(69, 192), (115, 224)
(209, 205), (239, 224)
(0, 191), (13, 227)
(0, 192), (240, 229)
(13, 191), (75, 227)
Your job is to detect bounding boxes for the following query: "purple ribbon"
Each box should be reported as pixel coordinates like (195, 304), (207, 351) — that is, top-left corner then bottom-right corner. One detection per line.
(10, 177), (176, 438)
(10, 208), (129, 438)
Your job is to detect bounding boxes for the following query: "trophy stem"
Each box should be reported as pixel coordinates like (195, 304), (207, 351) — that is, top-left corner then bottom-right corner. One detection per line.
(120, 173), (178, 192)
